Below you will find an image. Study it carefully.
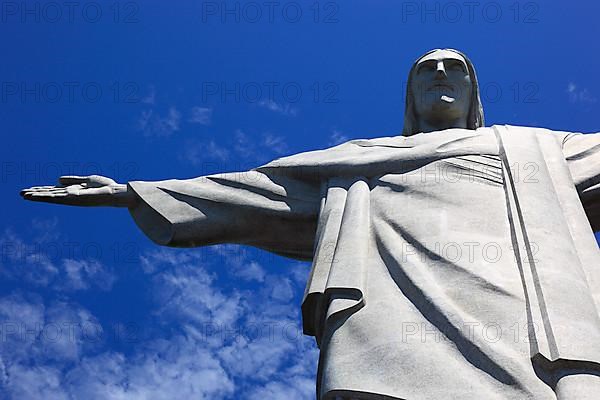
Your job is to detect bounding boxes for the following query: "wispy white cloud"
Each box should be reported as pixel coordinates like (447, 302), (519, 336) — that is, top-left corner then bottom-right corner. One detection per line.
(233, 129), (255, 160)
(136, 246), (318, 396)
(262, 133), (288, 155)
(258, 100), (299, 117)
(567, 82), (598, 104)
(0, 240), (318, 400)
(208, 140), (229, 160)
(65, 338), (235, 400)
(62, 259), (116, 291)
(289, 262), (311, 287)
(30, 217), (60, 243)
(153, 263), (243, 327)
(0, 294), (102, 365)
(329, 129), (348, 145)
(235, 261), (266, 282)
(141, 85), (156, 105)
(247, 376), (315, 400)
(180, 129), (290, 169)
(137, 107), (182, 137)
(0, 228), (115, 291)
(183, 140), (231, 166)
(212, 245), (268, 283)
(0, 230), (59, 286)
(189, 106), (213, 125)
(2, 364), (67, 400)
(236, 130), (289, 161)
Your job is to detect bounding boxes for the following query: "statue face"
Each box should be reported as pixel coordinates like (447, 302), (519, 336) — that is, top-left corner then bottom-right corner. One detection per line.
(411, 49), (472, 124)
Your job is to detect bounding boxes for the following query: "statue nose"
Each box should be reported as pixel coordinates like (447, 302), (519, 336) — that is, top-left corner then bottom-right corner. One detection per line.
(435, 61), (447, 79)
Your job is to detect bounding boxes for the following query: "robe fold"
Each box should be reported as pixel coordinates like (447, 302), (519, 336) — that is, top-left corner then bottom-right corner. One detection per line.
(128, 125), (600, 399)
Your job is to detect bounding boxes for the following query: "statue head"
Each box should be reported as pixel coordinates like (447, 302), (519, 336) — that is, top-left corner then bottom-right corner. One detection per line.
(402, 49), (484, 136)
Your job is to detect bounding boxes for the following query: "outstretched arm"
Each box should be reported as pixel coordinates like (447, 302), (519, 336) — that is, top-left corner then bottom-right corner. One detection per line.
(562, 131), (600, 231)
(21, 171), (322, 260)
(126, 171), (321, 260)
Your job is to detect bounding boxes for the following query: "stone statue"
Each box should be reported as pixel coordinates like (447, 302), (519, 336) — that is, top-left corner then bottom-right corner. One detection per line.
(21, 49), (600, 399)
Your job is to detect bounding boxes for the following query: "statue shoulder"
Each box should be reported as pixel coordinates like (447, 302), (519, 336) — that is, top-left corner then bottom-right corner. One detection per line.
(497, 124), (600, 149)
(500, 124), (584, 136)
(256, 134), (407, 170)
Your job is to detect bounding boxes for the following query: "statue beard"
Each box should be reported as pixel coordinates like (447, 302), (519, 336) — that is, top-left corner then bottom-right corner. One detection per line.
(428, 96), (464, 120)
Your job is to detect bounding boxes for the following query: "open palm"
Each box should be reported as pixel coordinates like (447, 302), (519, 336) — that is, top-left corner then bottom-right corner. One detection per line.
(20, 175), (131, 207)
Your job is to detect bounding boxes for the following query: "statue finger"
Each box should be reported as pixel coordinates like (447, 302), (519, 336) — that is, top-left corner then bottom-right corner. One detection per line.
(20, 188), (49, 197)
(49, 188), (69, 195)
(20, 186), (49, 195)
(27, 185), (56, 190)
(58, 175), (89, 186)
(28, 192), (69, 203)
(34, 192), (67, 198)
(22, 191), (52, 201)
(23, 187), (67, 196)
(20, 189), (30, 197)
(27, 187), (64, 193)
(87, 175), (117, 187)
(20, 187), (66, 196)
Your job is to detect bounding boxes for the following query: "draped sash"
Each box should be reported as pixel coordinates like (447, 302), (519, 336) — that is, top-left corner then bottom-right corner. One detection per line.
(494, 125), (600, 369)
(302, 177), (371, 347)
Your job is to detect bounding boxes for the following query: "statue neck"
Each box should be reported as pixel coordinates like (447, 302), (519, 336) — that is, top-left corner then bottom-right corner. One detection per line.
(418, 116), (468, 134)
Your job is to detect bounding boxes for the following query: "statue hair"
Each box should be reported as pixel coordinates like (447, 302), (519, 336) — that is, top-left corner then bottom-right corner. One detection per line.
(402, 48), (485, 136)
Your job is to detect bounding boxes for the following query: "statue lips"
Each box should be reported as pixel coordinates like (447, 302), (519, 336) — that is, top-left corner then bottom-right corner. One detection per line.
(429, 83), (455, 93)
(428, 83), (457, 104)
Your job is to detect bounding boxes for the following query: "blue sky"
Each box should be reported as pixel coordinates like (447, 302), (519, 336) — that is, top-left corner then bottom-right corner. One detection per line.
(1, 1), (600, 398)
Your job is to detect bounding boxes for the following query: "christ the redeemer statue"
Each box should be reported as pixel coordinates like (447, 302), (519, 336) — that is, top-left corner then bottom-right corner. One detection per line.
(21, 49), (600, 399)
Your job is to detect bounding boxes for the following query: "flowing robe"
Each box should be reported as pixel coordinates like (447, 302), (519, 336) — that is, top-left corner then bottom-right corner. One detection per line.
(127, 125), (600, 399)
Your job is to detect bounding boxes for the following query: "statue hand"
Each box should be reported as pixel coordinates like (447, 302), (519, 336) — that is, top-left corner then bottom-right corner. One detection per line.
(20, 175), (135, 207)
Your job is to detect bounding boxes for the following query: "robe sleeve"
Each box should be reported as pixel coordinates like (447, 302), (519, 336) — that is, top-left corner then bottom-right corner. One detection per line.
(561, 131), (600, 232)
(127, 170), (322, 261)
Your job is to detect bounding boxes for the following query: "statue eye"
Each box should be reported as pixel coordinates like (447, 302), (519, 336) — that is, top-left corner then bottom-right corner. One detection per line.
(417, 63), (435, 73)
(449, 63), (466, 72)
